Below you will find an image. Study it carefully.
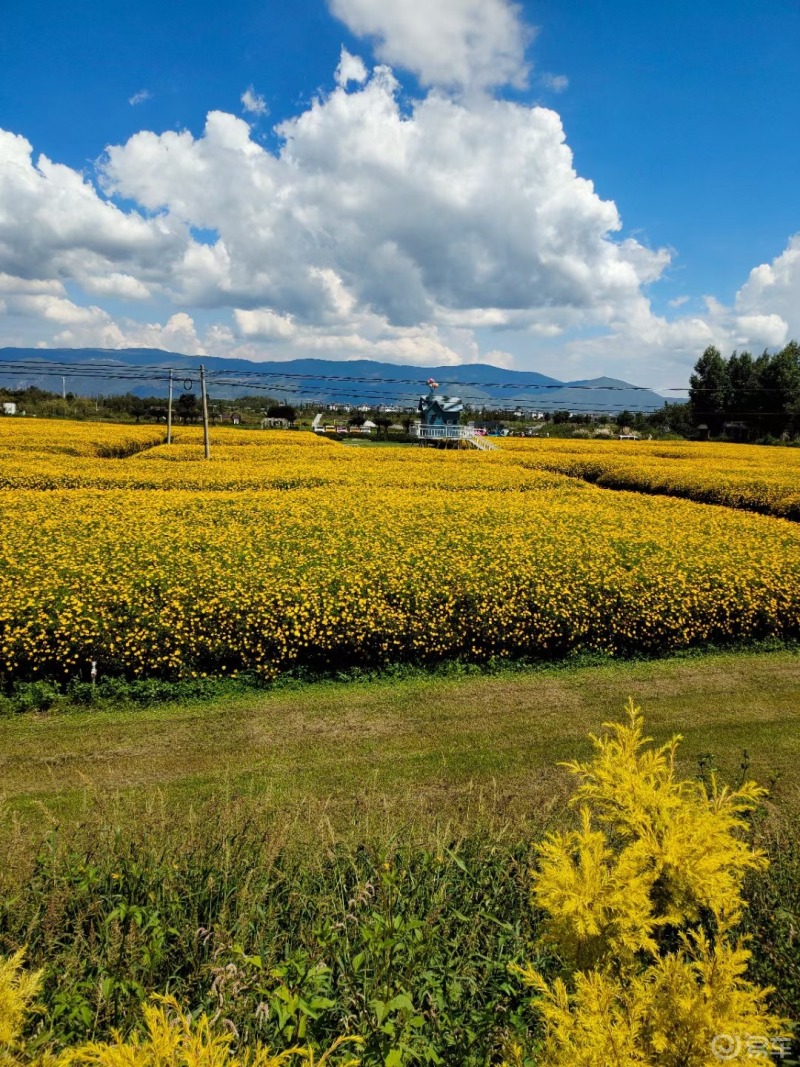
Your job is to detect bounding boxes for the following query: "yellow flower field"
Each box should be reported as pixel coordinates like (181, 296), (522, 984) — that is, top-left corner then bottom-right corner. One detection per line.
(500, 437), (800, 520)
(0, 420), (799, 681)
(0, 417), (164, 458)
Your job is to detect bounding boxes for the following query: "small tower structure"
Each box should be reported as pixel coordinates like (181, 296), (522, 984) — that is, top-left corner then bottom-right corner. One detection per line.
(418, 378), (463, 428)
(413, 378), (496, 450)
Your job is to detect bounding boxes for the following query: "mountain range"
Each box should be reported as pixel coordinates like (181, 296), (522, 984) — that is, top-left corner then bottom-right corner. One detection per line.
(0, 348), (668, 414)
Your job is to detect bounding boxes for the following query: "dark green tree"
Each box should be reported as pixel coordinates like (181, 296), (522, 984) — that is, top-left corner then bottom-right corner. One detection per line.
(759, 341), (800, 437)
(373, 415), (392, 438)
(689, 346), (731, 435)
(663, 402), (693, 436)
(727, 351), (755, 412)
(177, 392), (199, 424)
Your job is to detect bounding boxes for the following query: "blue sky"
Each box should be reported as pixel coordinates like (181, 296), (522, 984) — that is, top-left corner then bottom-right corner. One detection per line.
(1, 0), (798, 387)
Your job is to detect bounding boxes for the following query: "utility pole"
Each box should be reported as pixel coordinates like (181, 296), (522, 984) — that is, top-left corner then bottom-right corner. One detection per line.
(200, 364), (211, 459)
(167, 369), (173, 444)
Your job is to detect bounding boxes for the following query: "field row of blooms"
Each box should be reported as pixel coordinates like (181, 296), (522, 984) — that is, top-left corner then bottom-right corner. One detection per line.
(1, 421), (799, 681)
(2, 424), (799, 517)
(503, 437), (800, 520)
(0, 425), (569, 492)
(0, 417), (164, 458)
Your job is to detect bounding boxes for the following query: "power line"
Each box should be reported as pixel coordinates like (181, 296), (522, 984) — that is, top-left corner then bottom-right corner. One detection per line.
(2, 355), (796, 400)
(0, 370), (676, 414)
(208, 378), (674, 413)
(0, 357), (681, 393)
(0, 360), (713, 418)
(206, 368), (657, 392)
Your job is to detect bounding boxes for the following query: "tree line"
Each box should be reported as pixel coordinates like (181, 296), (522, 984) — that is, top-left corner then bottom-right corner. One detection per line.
(0, 385), (300, 425)
(689, 341), (800, 439)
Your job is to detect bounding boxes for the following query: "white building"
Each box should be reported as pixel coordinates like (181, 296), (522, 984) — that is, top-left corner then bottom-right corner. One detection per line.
(2, 402), (17, 416)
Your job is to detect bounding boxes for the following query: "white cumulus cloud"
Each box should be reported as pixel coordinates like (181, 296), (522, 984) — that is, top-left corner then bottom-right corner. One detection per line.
(241, 86), (269, 116)
(3, 48), (798, 385)
(43, 309), (205, 354)
(734, 234), (800, 341)
(335, 46), (369, 87)
(100, 68), (668, 338)
(0, 128), (196, 289)
(328, 0), (532, 90)
(552, 244), (799, 390)
(81, 272), (152, 300)
(0, 273), (65, 296)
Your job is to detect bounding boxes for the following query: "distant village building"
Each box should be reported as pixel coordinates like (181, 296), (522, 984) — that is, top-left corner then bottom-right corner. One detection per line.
(723, 420), (750, 442)
(2, 402), (17, 416)
(472, 419), (506, 435)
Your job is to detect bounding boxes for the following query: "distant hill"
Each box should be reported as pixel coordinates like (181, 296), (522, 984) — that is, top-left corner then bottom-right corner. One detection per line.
(0, 348), (666, 413)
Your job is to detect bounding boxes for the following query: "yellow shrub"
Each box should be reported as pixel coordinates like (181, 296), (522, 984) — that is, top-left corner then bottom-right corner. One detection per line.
(512, 700), (789, 1066)
(0, 950), (42, 1063)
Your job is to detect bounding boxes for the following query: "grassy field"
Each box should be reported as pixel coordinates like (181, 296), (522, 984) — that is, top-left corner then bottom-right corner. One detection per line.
(2, 647), (800, 1062)
(4, 647), (799, 825)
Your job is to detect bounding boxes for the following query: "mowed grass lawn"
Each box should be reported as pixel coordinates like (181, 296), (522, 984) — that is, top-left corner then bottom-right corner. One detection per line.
(3, 648), (800, 826)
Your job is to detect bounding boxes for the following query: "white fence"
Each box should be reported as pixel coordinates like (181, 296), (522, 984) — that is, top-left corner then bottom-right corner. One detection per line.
(412, 424), (497, 450)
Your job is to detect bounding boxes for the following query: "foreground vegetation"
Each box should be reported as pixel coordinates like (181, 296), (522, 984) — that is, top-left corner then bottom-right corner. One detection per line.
(2, 701), (798, 1064)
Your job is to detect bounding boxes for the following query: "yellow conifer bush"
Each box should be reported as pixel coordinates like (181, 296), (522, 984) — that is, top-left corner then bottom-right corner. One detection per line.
(512, 700), (789, 1066)
(0, 950), (42, 1066)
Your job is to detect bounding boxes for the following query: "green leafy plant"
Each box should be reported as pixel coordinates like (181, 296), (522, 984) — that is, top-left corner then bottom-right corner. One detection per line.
(0, 952), (361, 1067)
